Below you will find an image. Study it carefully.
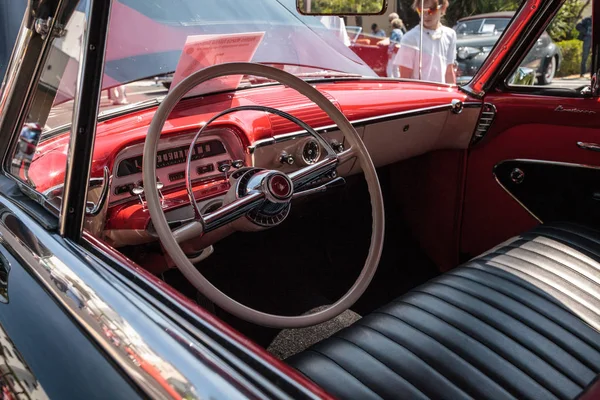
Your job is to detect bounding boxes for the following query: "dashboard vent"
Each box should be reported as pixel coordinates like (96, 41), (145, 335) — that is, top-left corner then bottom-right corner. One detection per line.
(472, 103), (496, 145)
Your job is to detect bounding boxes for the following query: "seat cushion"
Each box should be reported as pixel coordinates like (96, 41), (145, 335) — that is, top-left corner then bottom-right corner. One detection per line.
(287, 222), (600, 400)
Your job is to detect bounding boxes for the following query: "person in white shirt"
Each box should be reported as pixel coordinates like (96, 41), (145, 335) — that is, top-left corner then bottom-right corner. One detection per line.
(393, 0), (456, 84)
(320, 16), (351, 47)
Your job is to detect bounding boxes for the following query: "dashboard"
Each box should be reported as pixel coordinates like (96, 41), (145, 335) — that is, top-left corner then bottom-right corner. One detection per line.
(22, 80), (484, 249)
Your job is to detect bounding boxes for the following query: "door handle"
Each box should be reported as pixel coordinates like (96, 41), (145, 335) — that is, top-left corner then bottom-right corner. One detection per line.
(577, 142), (600, 152)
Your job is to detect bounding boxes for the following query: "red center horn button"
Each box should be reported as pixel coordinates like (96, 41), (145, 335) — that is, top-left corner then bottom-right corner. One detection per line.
(269, 174), (292, 199)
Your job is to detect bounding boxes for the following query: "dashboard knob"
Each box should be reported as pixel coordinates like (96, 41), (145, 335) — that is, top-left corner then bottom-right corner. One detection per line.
(232, 159), (244, 169)
(156, 181), (164, 190)
(280, 152), (295, 165)
(131, 186), (144, 196)
(331, 140), (344, 153)
(218, 163), (231, 173)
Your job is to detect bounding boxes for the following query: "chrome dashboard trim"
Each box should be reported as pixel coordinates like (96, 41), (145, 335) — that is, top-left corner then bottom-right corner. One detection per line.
(249, 102), (482, 150)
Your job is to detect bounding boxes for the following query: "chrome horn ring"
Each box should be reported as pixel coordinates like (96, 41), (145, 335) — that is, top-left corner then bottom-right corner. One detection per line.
(183, 105), (339, 236)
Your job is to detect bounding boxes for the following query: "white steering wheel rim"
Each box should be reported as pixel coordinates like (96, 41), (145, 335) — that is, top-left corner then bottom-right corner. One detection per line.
(143, 62), (384, 329)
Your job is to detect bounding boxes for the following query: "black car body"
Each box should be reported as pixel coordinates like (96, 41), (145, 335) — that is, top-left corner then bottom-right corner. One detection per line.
(454, 11), (562, 85)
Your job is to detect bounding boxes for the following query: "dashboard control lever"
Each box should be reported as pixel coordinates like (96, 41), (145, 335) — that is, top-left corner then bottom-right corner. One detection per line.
(156, 181), (165, 201)
(131, 186), (145, 206)
(330, 140), (344, 153)
(293, 177), (345, 199)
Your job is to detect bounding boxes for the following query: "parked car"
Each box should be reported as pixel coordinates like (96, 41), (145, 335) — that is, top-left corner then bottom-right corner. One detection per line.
(344, 28), (400, 77)
(1, 0), (600, 399)
(454, 11), (562, 85)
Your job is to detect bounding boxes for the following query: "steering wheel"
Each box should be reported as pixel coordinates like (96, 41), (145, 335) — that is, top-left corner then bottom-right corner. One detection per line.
(143, 62), (384, 328)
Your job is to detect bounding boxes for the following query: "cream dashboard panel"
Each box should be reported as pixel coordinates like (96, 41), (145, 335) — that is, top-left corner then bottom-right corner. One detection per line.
(251, 106), (480, 173)
(251, 127), (365, 177)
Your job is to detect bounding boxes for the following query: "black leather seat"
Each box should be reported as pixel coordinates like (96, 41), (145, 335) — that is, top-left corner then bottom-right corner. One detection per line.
(288, 222), (600, 399)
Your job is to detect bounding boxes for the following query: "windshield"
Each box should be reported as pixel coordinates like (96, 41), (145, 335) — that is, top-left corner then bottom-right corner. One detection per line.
(41, 0), (376, 130)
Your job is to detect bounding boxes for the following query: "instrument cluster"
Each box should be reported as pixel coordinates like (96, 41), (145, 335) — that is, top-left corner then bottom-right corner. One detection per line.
(110, 128), (246, 205)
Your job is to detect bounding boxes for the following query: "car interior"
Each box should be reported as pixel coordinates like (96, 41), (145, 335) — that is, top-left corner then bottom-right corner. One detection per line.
(6, 0), (600, 398)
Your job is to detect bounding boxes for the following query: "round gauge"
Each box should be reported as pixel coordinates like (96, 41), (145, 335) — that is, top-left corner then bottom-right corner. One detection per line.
(300, 139), (321, 165)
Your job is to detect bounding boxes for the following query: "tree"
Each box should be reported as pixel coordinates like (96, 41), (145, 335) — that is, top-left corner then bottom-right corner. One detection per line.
(397, 0), (589, 42)
(298, 0), (385, 14)
(547, 0), (590, 41)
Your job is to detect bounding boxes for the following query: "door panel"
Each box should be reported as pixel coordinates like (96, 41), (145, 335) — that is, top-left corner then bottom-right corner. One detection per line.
(461, 93), (600, 257)
(494, 159), (600, 226)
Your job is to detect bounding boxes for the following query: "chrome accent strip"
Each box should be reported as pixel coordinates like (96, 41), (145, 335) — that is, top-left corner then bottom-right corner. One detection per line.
(249, 102), (481, 149)
(493, 173), (543, 224)
(577, 142), (600, 152)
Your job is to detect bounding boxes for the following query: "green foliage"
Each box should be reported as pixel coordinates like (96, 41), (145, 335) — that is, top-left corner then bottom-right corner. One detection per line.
(298, 0), (385, 14)
(397, 0), (589, 43)
(547, 0), (589, 41)
(397, 0), (520, 30)
(555, 39), (590, 77)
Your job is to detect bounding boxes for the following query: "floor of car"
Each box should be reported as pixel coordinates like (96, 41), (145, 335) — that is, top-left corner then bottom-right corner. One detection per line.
(162, 166), (440, 351)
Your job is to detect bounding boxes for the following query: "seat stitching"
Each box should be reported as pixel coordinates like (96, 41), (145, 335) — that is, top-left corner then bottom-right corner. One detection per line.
(307, 348), (384, 400)
(390, 299), (557, 398)
(326, 335), (430, 399)
(501, 245), (600, 294)
(348, 323), (473, 400)
(427, 280), (596, 381)
(370, 310), (520, 399)
(479, 256), (600, 320)
(446, 270), (600, 355)
(398, 291), (581, 396)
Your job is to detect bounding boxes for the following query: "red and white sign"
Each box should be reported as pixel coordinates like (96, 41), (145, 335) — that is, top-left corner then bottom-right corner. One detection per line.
(170, 32), (265, 96)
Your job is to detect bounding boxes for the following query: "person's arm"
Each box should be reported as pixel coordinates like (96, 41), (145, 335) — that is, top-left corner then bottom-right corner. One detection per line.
(445, 64), (456, 84)
(446, 29), (457, 84)
(400, 67), (413, 79)
(394, 32), (417, 79)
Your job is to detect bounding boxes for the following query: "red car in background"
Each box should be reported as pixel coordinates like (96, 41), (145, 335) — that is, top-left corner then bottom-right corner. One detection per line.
(347, 26), (399, 77)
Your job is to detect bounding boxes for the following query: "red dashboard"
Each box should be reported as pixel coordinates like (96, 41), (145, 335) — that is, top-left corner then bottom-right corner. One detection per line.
(28, 79), (482, 249)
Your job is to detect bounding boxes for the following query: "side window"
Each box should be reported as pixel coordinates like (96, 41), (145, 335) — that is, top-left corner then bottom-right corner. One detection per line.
(7, 2), (87, 211)
(508, 5), (592, 88)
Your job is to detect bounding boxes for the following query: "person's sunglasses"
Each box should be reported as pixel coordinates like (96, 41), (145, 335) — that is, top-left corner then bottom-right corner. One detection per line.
(416, 4), (443, 16)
